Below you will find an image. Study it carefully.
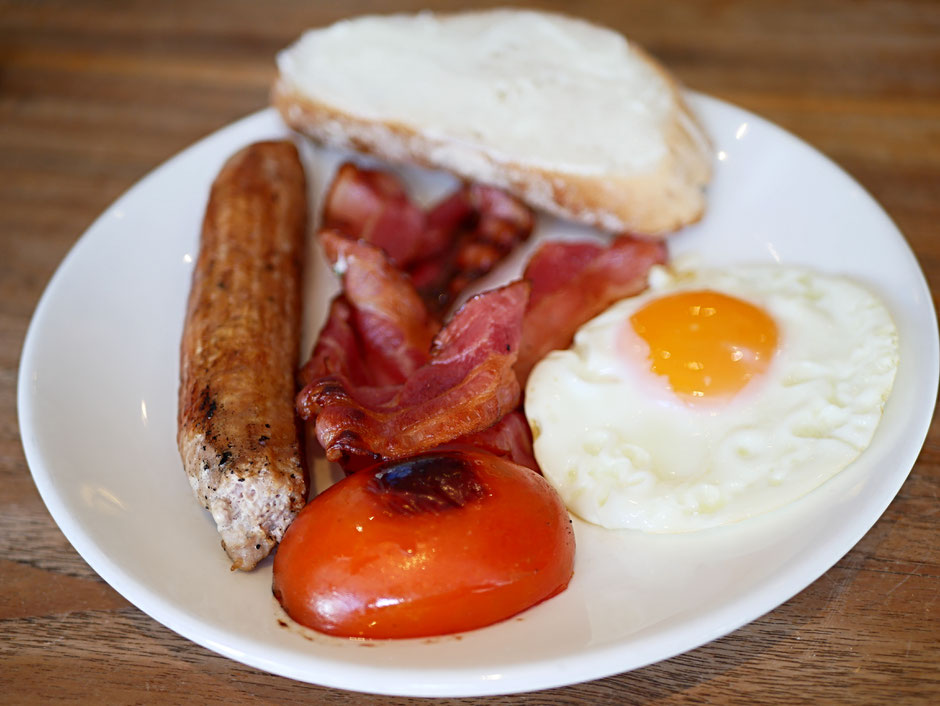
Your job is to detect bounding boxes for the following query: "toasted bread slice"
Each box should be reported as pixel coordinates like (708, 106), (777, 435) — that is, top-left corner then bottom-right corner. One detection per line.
(273, 9), (711, 237)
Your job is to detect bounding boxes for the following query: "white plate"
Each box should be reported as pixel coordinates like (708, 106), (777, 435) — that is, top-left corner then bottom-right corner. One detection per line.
(17, 94), (938, 697)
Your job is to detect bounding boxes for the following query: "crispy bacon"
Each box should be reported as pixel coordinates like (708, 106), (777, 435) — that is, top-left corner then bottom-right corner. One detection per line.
(307, 281), (528, 466)
(515, 235), (668, 385)
(305, 165), (664, 475)
(320, 230), (438, 383)
(297, 295), (361, 394)
(322, 162), (445, 266)
(296, 230), (438, 426)
(410, 184), (535, 312)
(454, 410), (538, 471)
(296, 229), (438, 422)
(298, 226), (537, 472)
(322, 162), (533, 314)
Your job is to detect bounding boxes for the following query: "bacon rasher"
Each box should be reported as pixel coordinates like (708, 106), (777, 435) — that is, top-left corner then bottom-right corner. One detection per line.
(320, 230), (438, 384)
(454, 410), (538, 471)
(297, 230), (538, 471)
(409, 183), (535, 312)
(296, 230), (437, 423)
(302, 165), (665, 476)
(322, 163), (451, 267)
(323, 163), (534, 314)
(515, 235), (668, 385)
(306, 280), (528, 467)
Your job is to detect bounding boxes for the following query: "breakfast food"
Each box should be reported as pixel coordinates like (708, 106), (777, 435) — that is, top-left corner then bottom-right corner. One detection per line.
(296, 160), (668, 475)
(166, 7), (904, 650)
(177, 140), (308, 570)
(515, 235), (668, 385)
(297, 229), (529, 469)
(273, 449), (575, 639)
(182, 8), (704, 628)
(323, 162), (534, 314)
(310, 274), (527, 463)
(273, 8), (711, 236)
(283, 157), (651, 636)
(525, 264), (900, 532)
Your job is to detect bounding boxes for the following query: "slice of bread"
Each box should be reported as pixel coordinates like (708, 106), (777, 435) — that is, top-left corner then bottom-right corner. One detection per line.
(273, 9), (711, 237)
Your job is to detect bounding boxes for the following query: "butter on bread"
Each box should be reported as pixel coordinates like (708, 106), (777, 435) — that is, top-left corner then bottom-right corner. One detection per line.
(273, 9), (711, 237)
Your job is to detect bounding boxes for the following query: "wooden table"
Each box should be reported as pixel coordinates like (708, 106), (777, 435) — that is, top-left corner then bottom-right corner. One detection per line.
(2, 1), (938, 702)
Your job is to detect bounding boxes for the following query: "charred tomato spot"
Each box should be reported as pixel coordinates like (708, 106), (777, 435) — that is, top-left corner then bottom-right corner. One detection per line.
(368, 452), (485, 516)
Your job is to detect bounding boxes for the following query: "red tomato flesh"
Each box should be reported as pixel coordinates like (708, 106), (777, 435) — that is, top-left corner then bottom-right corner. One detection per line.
(273, 449), (575, 639)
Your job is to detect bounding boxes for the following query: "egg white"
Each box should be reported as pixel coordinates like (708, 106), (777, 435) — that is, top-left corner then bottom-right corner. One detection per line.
(524, 264), (899, 532)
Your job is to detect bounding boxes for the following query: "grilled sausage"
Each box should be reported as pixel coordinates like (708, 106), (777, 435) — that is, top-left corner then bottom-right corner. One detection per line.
(178, 140), (307, 570)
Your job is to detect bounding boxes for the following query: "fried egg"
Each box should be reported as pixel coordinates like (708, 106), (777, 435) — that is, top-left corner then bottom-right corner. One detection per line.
(524, 263), (899, 532)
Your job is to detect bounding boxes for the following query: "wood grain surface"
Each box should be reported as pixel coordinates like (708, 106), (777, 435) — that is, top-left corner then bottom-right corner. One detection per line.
(2, 0), (938, 702)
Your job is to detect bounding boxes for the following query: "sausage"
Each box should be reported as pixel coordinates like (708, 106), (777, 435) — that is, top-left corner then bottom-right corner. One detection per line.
(177, 140), (307, 570)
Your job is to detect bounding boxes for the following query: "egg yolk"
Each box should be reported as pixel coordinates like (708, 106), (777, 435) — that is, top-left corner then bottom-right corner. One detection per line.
(629, 290), (778, 403)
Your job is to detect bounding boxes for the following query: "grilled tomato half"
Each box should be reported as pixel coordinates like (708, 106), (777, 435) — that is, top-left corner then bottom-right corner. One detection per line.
(273, 449), (574, 639)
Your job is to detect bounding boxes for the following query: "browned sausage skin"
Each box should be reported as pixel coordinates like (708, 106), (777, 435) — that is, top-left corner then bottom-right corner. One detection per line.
(177, 140), (307, 571)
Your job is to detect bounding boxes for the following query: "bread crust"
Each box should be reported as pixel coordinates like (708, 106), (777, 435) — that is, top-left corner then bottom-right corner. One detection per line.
(271, 17), (711, 237)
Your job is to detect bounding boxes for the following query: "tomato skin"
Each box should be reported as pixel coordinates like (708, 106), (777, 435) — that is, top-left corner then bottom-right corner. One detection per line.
(272, 449), (575, 639)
